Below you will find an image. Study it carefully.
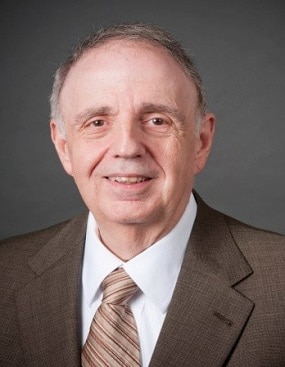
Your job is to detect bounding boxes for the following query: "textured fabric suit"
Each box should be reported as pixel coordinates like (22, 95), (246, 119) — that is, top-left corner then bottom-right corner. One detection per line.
(1, 194), (285, 366)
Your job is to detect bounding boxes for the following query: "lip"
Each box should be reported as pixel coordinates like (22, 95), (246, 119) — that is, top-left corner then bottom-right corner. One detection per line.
(106, 175), (151, 184)
(104, 174), (153, 190)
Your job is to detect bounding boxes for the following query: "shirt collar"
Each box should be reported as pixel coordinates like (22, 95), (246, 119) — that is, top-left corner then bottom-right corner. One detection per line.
(82, 193), (197, 313)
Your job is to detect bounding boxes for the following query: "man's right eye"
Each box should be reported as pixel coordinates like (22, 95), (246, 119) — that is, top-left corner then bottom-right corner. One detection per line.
(91, 119), (105, 127)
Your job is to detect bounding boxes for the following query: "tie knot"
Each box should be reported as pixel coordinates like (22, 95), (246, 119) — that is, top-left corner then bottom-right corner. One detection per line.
(102, 268), (138, 305)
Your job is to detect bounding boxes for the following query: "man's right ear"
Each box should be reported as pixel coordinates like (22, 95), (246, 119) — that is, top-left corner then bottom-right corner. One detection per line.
(50, 120), (73, 176)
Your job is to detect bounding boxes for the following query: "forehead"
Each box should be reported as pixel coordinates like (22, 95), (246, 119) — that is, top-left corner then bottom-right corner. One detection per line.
(66, 39), (194, 85)
(60, 40), (198, 113)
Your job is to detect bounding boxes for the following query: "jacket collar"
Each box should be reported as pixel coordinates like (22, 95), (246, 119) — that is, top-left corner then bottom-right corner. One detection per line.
(149, 193), (254, 367)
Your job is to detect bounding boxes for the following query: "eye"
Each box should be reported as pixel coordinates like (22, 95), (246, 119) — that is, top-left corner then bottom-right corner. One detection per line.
(142, 115), (172, 136)
(82, 118), (110, 137)
(150, 117), (165, 125)
(91, 119), (105, 127)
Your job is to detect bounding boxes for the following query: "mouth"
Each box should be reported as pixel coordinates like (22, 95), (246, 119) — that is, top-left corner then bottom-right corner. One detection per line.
(106, 176), (151, 184)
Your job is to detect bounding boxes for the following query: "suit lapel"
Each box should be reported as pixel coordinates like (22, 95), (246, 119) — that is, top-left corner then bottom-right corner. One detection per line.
(16, 214), (87, 367)
(150, 195), (254, 367)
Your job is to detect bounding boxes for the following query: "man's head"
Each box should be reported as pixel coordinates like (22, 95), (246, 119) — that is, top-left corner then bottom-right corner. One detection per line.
(50, 23), (207, 136)
(50, 23), (215, 248)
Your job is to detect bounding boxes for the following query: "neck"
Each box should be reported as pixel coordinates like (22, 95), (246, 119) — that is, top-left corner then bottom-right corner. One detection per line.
(94, 195), (193, 261)
(97, 224), (161, 261)
(97, 217), (180, 261)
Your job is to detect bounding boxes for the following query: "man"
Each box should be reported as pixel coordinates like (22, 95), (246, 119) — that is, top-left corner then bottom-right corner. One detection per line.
(0, 23), (284, 367)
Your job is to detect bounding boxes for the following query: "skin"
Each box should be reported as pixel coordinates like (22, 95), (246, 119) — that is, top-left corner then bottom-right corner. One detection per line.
(50, 40), (215, 260)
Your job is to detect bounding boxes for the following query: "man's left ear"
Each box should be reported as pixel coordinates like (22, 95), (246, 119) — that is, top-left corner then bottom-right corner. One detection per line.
(194, 113), (215, 174)
(50, 120), (73, 176)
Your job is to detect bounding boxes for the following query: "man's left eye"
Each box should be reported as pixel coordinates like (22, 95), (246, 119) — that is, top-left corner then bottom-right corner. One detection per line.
(150, 118), (165, 125)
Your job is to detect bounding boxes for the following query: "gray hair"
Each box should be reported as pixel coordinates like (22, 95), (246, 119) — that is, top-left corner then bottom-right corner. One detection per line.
(50, 23), (207, 134)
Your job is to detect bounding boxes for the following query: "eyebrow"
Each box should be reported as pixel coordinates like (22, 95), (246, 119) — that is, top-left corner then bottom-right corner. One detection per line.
(74, 106), (114, 125)
(139, 103), (186, 124)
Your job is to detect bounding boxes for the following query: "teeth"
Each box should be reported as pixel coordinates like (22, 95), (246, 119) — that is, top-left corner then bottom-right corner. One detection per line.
(109, 176), (147, 184)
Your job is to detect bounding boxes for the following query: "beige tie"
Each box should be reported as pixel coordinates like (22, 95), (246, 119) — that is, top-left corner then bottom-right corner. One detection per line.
(81, 268), (141, 367)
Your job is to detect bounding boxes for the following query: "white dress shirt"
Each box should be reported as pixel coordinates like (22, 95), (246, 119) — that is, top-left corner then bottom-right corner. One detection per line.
(81, 193), (197, 367)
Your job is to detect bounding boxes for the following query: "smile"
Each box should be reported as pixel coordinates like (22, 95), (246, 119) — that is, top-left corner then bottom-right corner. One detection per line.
(107, 176), (150, 184)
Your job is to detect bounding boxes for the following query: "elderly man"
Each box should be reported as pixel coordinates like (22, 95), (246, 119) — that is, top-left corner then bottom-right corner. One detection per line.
(0, 23), (284, 367)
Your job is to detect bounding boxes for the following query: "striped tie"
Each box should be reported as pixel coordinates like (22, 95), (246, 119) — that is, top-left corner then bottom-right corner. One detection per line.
(81, 268), (141, 367)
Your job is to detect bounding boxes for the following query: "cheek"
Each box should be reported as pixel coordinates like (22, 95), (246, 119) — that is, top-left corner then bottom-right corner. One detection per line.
(67, 142), (99, 179)
(159, 141), (195, 188)
(165, 137), (195, 168)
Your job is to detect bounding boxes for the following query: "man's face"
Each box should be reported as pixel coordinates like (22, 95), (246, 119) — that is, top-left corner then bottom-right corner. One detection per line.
(51, 41), (214, 235)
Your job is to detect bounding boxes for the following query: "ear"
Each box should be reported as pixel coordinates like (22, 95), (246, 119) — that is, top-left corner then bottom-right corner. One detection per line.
(194, 113), (215, 174)
(50, 120), (73, 176)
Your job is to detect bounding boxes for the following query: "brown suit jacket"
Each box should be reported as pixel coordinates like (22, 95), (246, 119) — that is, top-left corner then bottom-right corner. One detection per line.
(1, 194), (285, 366)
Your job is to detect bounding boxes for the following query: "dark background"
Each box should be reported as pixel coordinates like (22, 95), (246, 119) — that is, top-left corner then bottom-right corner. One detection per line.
(1, 0), (285, 239)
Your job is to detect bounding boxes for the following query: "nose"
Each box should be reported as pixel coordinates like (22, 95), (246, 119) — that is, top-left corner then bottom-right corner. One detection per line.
(111, 120), (146, 159)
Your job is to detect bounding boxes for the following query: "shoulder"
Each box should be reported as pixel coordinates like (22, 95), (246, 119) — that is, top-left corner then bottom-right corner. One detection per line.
(0, 213), (87, 289)
(195, 191), (285, 251)
(225, 214), (285, 260)
(194, 191), (285, 274)
(212, 208), (285, 289)
(0, 217), (77, 259)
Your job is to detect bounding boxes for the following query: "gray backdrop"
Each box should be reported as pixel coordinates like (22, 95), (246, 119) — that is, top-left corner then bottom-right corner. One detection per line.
(1, 0), (285, 239)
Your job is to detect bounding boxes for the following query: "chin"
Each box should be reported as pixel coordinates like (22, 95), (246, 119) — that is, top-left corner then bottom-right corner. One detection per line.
(106, 208), (158, 226)
(94, 201), (162, 226)
(110, 214), (152, 225)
